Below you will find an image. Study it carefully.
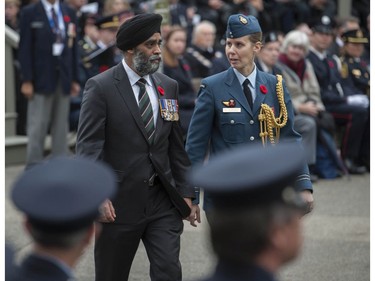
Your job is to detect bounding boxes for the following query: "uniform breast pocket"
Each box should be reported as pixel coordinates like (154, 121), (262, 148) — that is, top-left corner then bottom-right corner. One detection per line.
(220, 114), (246, 143)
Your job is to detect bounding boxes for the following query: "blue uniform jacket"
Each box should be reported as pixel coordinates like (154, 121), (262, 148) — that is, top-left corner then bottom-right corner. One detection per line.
(186, 67), (312, 208)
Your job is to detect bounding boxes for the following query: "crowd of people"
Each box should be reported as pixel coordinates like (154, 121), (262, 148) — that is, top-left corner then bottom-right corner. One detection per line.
(6, 0), (370, 175)
(4, 1), (370, 280)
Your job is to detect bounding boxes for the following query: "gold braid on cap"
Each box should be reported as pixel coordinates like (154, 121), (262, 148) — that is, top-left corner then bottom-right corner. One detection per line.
(258, 74), (288, 146)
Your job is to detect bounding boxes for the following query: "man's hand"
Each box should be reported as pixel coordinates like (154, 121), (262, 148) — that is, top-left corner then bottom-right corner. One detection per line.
(300, 190), (314, 214)
(98, 199), (116, 222)
(21, 81), (34, 99)
(70, 81), (81, 97)
(184, 198), (201, 227)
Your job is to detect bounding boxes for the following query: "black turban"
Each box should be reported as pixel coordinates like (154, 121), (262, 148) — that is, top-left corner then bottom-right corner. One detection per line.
(116, 13), (163, 51)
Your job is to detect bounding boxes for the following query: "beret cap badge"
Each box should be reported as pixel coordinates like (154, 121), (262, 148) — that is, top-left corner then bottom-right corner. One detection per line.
(239, 15), (248, 25)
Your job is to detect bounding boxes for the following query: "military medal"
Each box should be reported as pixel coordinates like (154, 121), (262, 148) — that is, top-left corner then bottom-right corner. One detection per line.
(159, 99), (179, 121)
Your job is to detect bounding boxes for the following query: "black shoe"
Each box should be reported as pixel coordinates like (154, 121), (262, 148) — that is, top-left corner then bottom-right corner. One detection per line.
(344, 158), (367, 174)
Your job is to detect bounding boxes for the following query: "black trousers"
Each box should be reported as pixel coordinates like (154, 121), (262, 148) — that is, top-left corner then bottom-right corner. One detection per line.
(326, 103), (369, 161)
(94, 184), (184, 281)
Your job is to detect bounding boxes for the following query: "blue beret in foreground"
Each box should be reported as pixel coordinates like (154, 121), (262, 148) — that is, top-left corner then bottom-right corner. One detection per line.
(12, 157), (117, 233)
(226, 14), (262, 39)
(188, 142), (305, 209)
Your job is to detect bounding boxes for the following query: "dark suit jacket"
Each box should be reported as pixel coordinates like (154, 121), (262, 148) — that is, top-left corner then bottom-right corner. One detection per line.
(14, 254), (73, 281)
(18, 1), (79, 95)
(76, 63), (194, 223)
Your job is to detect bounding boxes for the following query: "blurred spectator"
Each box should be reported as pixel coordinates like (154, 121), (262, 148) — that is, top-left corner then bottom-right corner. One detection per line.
(277, 30), (343, 179)
(307, 0), (336, 27)
(185, 21), (225, 79)
(65, 0), (88, 37)
(103, 0), (131, 16)
(195, 0), (232, 43)
(351, 0), (369, 33)
(339, 29), (370, 170)
(256, 31), (282, 75)
(162, 26), (197, 138)
(6, 0), (26, 135)
(271, 0), (310, 34)
(327, 16), (360, 58)
(70, 13), (100, 132)
(5, 0), (21, 31)
(95, 14), (122, 72)
(308, 18), (368, 174)
(233, 0), (276, 34)
(18, 0), (81, 168)
(169, 0), (197, 44)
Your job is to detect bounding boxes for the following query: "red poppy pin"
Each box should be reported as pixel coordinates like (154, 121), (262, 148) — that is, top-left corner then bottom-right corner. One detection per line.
(260, 85), (268, 94)
(157, 86), (165, 96)
(99, 65), (109, 73)
(328, 60), (334, 68)
(63, 15), (71, 23)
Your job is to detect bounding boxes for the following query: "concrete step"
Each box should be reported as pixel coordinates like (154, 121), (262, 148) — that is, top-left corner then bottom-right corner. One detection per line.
(5, 132), (77, 166)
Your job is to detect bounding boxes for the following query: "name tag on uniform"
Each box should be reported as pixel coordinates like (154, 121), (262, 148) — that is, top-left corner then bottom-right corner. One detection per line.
(53, 43), (64, 56)
(159, 99), (179, 121)
(223, 108), (241, 113)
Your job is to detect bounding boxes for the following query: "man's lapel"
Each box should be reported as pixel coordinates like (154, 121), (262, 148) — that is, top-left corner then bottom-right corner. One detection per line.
(150, 73), (164, 144)
(113, 64), (150, 143)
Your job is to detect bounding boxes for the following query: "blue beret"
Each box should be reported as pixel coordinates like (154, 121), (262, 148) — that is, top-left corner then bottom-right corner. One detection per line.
(226, 14), (262, 39)
(188, 142), (306, 209)
(12, 157), (117, 233)
(116, 13), (162, 51)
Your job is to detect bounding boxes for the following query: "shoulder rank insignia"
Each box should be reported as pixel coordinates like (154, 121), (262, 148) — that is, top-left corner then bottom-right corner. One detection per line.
(222, 99), (236, 107)
(159, 99), (179, 121)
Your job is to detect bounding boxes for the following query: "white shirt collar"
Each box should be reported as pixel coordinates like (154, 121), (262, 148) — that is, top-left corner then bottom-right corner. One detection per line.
(41, 0), (60, 15)
(122, 59), (152, 87)
(309, 46), (328, 60)
(233, 66), (257, 89)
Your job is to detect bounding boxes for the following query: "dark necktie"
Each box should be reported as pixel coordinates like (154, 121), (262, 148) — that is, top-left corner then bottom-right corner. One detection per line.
(136, 78), (155, 144)
(51, 7), (62, 42)
(243, 79), (253, 110)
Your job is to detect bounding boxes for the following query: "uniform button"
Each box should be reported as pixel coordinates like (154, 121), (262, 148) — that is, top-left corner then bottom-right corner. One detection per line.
(143, 179), (148, 183)
(230, 120), (235, 124)
(250, 120), (254, 125)
(149, 153), (153, 157)
(250, 136), (255, 141)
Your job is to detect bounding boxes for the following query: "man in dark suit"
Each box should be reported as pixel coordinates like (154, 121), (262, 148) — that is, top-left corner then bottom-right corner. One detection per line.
(186, 14), (314, 216)
(18, 0), (81, 168)
(189, 143), (307, 281)
(11, 157), (117, 281)
(307, 18), (368, 174)
(76, 13), (200, 281)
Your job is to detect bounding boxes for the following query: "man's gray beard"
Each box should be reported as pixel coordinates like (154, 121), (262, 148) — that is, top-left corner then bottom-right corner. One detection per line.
(133, 49), (161, 76)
